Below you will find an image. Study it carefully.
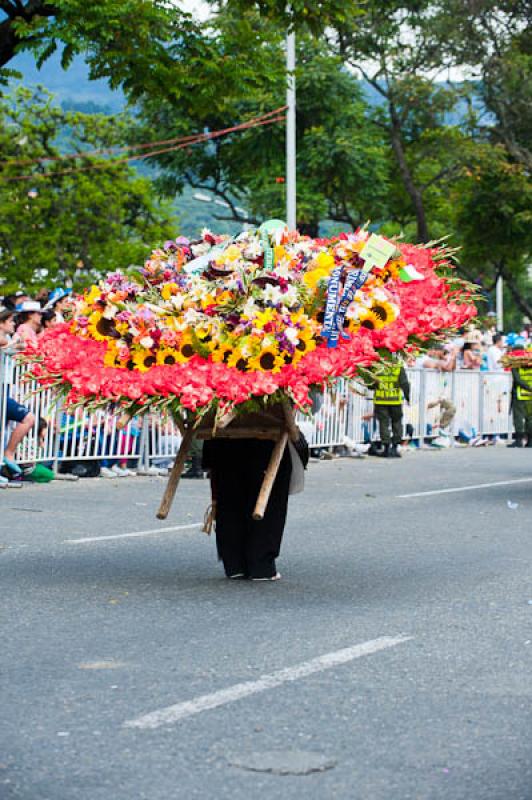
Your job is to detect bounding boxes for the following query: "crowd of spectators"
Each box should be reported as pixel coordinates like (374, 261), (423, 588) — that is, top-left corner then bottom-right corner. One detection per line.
(410, 317), (530, 374)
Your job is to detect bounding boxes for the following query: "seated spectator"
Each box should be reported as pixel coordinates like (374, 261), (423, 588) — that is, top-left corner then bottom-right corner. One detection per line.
(40, 309), (59, 332)
(461, 342), (483, 370)
(13, 301), (43, 347)
(416, 343), (457, 371)
(0, 305), (36, 478)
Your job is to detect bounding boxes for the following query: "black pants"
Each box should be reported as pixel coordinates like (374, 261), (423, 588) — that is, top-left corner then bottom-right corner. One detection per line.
(375, 404), (403, 445)
(203, 439), (291, 578)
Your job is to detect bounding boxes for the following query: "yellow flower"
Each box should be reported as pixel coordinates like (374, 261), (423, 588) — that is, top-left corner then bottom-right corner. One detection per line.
(314, 251), (335, 271)
(248, 347), (284, 373)
(358, 310), (385, 330)
(87, 311), (116, 341)
(227, 347), (249, 372)
(85, 285), (101, 304)
(176, 333), (196, 361)
(156, 347), (180, 366)
(161, 283), (179, 301)
(132, 348), (157, 372)
(254, 308), (276, 329)
(370, 301), (397, 326)
(211, 343), (234, 364)
(303, 268), (330, 289)
(293, 335), (317, 359)
(103, 342), (122, 368)
(200, 293), (216, 310)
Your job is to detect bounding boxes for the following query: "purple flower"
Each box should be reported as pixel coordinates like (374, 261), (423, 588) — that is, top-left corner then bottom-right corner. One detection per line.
(164, 240), (178, 252)
(175, 236), (190, 247)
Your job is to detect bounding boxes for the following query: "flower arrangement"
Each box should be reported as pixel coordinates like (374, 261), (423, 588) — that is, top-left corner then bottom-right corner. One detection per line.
(501, 349), (532, 369)
(23, 224), (477, 418)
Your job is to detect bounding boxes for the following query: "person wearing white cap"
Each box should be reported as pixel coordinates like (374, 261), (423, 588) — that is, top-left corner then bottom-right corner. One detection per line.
(14, 301), (43, 347)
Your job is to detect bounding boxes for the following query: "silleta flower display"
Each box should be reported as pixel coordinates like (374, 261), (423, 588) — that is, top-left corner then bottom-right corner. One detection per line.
(23, 224), (477, 417)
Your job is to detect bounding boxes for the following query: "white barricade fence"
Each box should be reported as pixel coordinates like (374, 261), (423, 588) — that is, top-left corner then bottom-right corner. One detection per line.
(0, 350), (514, 469)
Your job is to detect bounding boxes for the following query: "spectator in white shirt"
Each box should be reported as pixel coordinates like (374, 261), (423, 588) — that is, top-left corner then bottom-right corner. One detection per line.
(487, 333), (505, 372)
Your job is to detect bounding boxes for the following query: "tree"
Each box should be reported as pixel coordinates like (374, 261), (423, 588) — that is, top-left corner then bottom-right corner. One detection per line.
(0, 85), (173, 292)
(434, 0), (531, 170)
(134, 10), (389, 235)
(330, 0), (474, 243)
(449, 143), (532, 321)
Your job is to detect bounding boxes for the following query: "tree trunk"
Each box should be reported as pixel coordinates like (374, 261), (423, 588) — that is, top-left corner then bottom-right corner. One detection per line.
(501, 267), (532, 321)
(389, 107), (430, 243)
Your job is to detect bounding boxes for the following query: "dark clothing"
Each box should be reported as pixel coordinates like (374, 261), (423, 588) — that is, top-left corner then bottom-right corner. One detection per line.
(203, 438), (291, 579)
(513, 399), (532, 437)
(510, 369), (532, 438)
(511, 368), (532, 401)
(375, 404), (403, 445)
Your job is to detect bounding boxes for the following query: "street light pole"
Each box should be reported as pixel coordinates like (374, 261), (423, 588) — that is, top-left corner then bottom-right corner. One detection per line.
(286, 24), (296, 230)
(496, 275), (504, 331)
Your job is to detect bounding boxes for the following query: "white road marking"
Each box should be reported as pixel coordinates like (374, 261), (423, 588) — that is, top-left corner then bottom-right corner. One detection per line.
(397, 477), (532, 499)
(124, 635), (412, 730)
(64, 523), (201, 544)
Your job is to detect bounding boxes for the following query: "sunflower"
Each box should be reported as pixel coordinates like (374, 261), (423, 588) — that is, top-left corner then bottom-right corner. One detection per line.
(132, 348), (157, 372)
(87, 310), (116, 341)
(370, 301), (397, 326)
(103, 342), (125, 368)
(227, 347), (249, 372)
(211, 342), (235, 364)
(292, 335), (317, 361)
(358, 310), (385, 330)
(248, 346), (284, 373)
(156, 347), (180, 366)
(176, 332), (196, 361)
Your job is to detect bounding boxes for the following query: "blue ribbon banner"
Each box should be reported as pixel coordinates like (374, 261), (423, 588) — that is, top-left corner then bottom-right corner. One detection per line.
(321, 268), (369, 349)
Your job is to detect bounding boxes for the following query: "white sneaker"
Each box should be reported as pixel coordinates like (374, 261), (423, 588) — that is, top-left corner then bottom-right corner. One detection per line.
(100, 466), (117, 478)
(0, 475), (8, 488)
(137, 465), (162, 476)
(111, 465), (129, 477)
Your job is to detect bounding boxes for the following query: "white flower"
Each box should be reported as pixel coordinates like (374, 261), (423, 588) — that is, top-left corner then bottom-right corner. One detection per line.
(274, 259), (291, 278)
(242, 298), (258, 319)
(280, 286), (299, 307)
(184, 308), (201, 325)
(285, 327), (299, 345)
(102, 305), (118, 319)
(243, 240), (262, 260)
(191, 242), (211, 257)
(140, 336), (154, 349)
(170, 295), (185, 310)
(262, 284), (283, 305)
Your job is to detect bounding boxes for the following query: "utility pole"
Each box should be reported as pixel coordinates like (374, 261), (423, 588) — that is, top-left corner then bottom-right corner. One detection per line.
(496, 276), (504, 331)
(285, 23), (296, 230)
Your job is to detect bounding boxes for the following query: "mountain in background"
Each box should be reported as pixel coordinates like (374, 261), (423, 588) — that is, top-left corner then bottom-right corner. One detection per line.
(10, 51), (125, 112)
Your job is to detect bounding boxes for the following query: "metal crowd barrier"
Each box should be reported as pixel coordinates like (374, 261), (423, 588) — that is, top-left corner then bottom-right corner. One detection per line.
(0, 351), (513, 470)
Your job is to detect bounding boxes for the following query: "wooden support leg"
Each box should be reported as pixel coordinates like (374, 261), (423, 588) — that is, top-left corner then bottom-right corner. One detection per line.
(252, 431), (289, 521)
(156, 425), (195, 520)
(281, 400), (300, 442)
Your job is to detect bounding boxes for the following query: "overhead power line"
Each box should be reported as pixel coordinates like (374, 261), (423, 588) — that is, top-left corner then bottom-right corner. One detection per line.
(0, 106), (287, 181)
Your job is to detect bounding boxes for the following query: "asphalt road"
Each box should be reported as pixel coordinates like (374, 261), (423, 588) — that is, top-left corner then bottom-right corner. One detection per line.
(1, 446), (531, 800)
